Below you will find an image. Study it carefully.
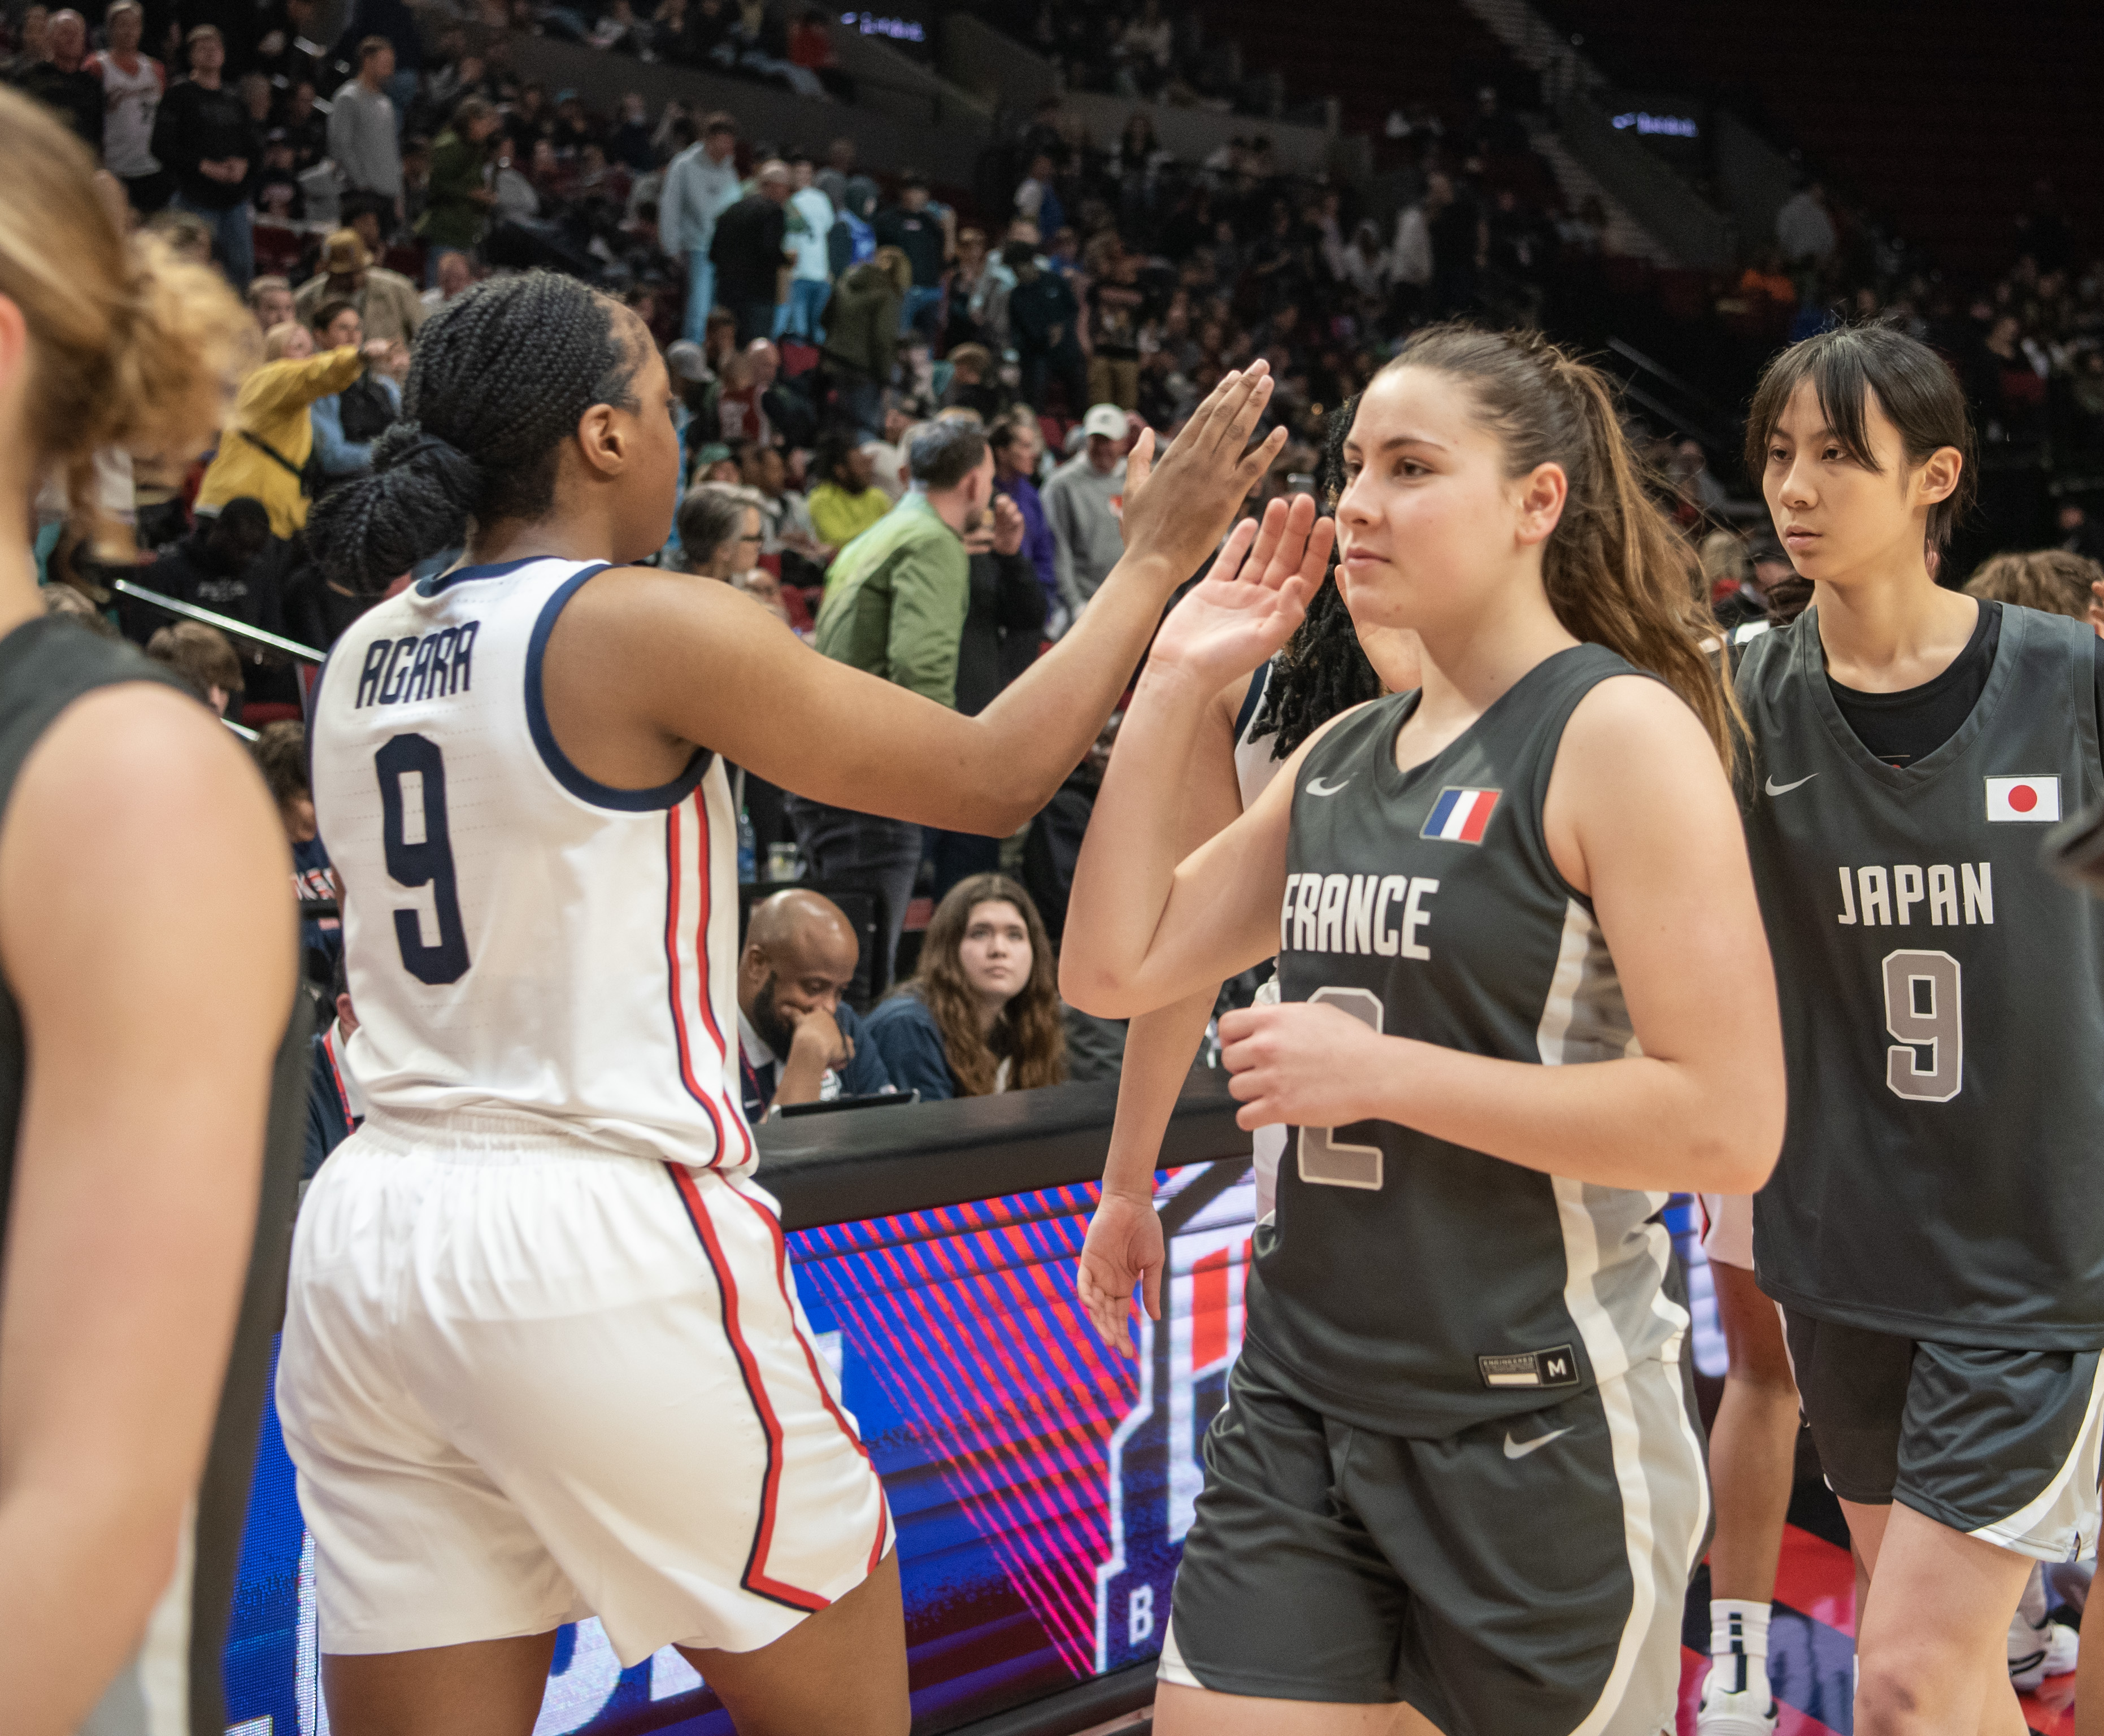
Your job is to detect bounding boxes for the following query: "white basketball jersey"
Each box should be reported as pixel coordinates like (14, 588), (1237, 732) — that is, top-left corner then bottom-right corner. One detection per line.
(310, 556), (753, 1174)
(1231, 660), (1284, 811)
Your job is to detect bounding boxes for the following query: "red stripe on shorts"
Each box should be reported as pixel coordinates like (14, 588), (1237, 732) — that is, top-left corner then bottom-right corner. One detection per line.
(666, 1163), (829, 1613)
(689, 792), (753, 1169)
(663, 807), (730, 1165)
(733, 1182), (891, 1573)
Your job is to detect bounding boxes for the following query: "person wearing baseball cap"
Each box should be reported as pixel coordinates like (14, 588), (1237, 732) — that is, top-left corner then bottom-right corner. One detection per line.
(292, 225), (425, 345)
(1041, 403), (1132, 621)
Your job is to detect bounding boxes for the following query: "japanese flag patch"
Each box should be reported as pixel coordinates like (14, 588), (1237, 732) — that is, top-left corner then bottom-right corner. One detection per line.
(1985, 776), (2060, 823)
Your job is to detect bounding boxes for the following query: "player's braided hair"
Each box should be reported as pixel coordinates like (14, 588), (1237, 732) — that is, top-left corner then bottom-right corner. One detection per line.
(1245, 393), (1381, 759)
(307, 271), (643, 592)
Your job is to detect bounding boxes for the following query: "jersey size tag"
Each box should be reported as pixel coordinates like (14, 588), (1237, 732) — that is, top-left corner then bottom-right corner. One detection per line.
(1477, 1345), (1581, 1390)
(1984, 775), (2060, 823)
(1420, 786), (1501, 844)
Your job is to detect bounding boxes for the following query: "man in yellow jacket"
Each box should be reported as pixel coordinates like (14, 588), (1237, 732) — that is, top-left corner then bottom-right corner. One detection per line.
(194, 324), (373, 538)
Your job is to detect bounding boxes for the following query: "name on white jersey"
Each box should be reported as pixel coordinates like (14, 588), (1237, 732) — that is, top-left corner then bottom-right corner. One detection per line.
(353, 621), (483, 708)
(1281, 871), (1440, 959)
(1836, 861), (1993, 927)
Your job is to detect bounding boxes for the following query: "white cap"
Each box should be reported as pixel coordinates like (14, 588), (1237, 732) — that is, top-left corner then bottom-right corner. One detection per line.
(1082, 403), (1128, 441)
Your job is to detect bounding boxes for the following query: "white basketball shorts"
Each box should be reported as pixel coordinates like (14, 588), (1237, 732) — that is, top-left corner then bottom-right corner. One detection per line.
(1699, 1191), (1754, 1273)
(279, 1107), (892, 1664)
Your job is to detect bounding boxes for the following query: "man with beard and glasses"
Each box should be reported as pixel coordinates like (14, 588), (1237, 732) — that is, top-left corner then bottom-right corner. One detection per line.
(735, 889), (894, 1121)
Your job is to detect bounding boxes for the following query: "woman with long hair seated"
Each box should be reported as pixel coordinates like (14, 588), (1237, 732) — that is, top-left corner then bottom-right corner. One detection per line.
(866, 872), (1067, 1100)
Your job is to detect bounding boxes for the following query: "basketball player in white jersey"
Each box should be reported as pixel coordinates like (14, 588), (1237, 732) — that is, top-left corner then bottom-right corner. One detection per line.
(288, 271), (1290, 1735)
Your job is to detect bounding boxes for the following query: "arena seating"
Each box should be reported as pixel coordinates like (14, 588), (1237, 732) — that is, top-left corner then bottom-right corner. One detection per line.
(1529, 0), (2104, 272)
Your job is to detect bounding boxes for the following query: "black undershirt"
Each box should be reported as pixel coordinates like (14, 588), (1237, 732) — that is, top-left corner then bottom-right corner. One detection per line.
(1825, 599), (2104, 770)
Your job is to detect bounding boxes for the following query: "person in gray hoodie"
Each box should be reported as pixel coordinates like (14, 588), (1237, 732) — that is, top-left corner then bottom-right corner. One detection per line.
(659, 111), (744, 344)
(1042, 402), (1129, 622)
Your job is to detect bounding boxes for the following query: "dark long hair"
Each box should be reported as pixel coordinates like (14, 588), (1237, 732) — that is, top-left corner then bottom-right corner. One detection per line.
(1245, 391), (1382, 759)
(904, 874), (1066, 1097)
(1744, 319), (1976, 553)
(1380, 323), (1741, 769)
(306, 271), (643, 591)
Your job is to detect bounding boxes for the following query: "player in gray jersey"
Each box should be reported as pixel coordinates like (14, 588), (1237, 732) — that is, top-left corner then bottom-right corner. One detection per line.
(1738, 322), (2104, 1735)
(1065, 325), (1785, 1735)
(0, 93), (302, 1736)
(1079, 402), (1420, 1356)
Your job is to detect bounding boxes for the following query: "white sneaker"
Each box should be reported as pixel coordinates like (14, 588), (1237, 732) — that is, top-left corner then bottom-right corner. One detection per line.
(2009, 1610), (2079, 1691)
(1696, 1669), (1778, 1735)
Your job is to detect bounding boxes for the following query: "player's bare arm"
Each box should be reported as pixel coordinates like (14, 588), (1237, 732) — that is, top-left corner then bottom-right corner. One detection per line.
(1075, 672), (1247, 1355)
(0, 684), (295, 1736)
(1062, 495), (1340, 1016)
(545, 364), (1289, 833)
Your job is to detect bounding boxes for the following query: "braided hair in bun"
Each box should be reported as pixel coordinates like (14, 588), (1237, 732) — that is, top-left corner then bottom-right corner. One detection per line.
(307, 271), (643, 591)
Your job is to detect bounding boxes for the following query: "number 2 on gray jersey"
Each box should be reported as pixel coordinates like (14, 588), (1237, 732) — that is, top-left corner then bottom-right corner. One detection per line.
(1297, 986), (1385, 1189)
(1883, 949), (1962, 1102)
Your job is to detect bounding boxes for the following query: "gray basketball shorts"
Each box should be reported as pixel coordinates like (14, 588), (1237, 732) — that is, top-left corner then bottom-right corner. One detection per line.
(1159, 1342), (1709, 1734)
(1783, 1311), (2104, 1563)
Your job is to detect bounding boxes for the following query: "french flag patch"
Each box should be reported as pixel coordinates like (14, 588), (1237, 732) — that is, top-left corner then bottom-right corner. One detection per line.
(1985, 775), (2060, 823)
(1421, 786), (1501, 844)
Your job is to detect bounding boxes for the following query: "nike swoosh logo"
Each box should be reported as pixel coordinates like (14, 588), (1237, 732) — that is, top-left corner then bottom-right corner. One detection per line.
(1764, 773), (1818, 796)
(1306, 776), (1351, 797)
(1502, 1425), (1573, 1460)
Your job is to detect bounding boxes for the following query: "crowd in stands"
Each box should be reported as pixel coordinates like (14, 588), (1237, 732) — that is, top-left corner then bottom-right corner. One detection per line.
(1731, 177), (2104, 464)
(966, 0), (1295, 120)
(13, 0), (2101, 1108)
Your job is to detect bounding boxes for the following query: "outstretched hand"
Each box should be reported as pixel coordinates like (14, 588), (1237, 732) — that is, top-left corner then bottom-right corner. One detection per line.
(1146, 493), (1335, 690)
(1076, 1189), (1164, 1357)
(1116, 362), (1290, 584)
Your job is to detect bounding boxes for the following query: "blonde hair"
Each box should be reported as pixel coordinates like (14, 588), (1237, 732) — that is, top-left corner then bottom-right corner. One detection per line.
(1698, 527), (1753, 589)
(146, 620), (244, 703)
(1964, 549), (2102, 624)
(0, 89), (257, 552)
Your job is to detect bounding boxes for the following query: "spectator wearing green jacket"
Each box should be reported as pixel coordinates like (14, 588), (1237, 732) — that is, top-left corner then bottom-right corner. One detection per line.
(787, 419), (994, 977)
(415, 96), (498, 281)
(822, 245), (910, 438)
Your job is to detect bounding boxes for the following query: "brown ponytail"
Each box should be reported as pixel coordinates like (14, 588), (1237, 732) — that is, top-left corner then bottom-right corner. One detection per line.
(0, 89), (255, 553)
(1380, 324), (1742, 772)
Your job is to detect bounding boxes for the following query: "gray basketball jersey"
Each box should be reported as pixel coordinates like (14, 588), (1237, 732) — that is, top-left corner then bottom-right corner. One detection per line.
(1738, 604), (2104, 1348)
(1250, 643), (1684, 1437)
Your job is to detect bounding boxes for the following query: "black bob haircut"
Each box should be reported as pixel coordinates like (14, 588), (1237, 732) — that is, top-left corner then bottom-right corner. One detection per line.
(1744, 320), (1976, 552)
(306, 272), (644, 593)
